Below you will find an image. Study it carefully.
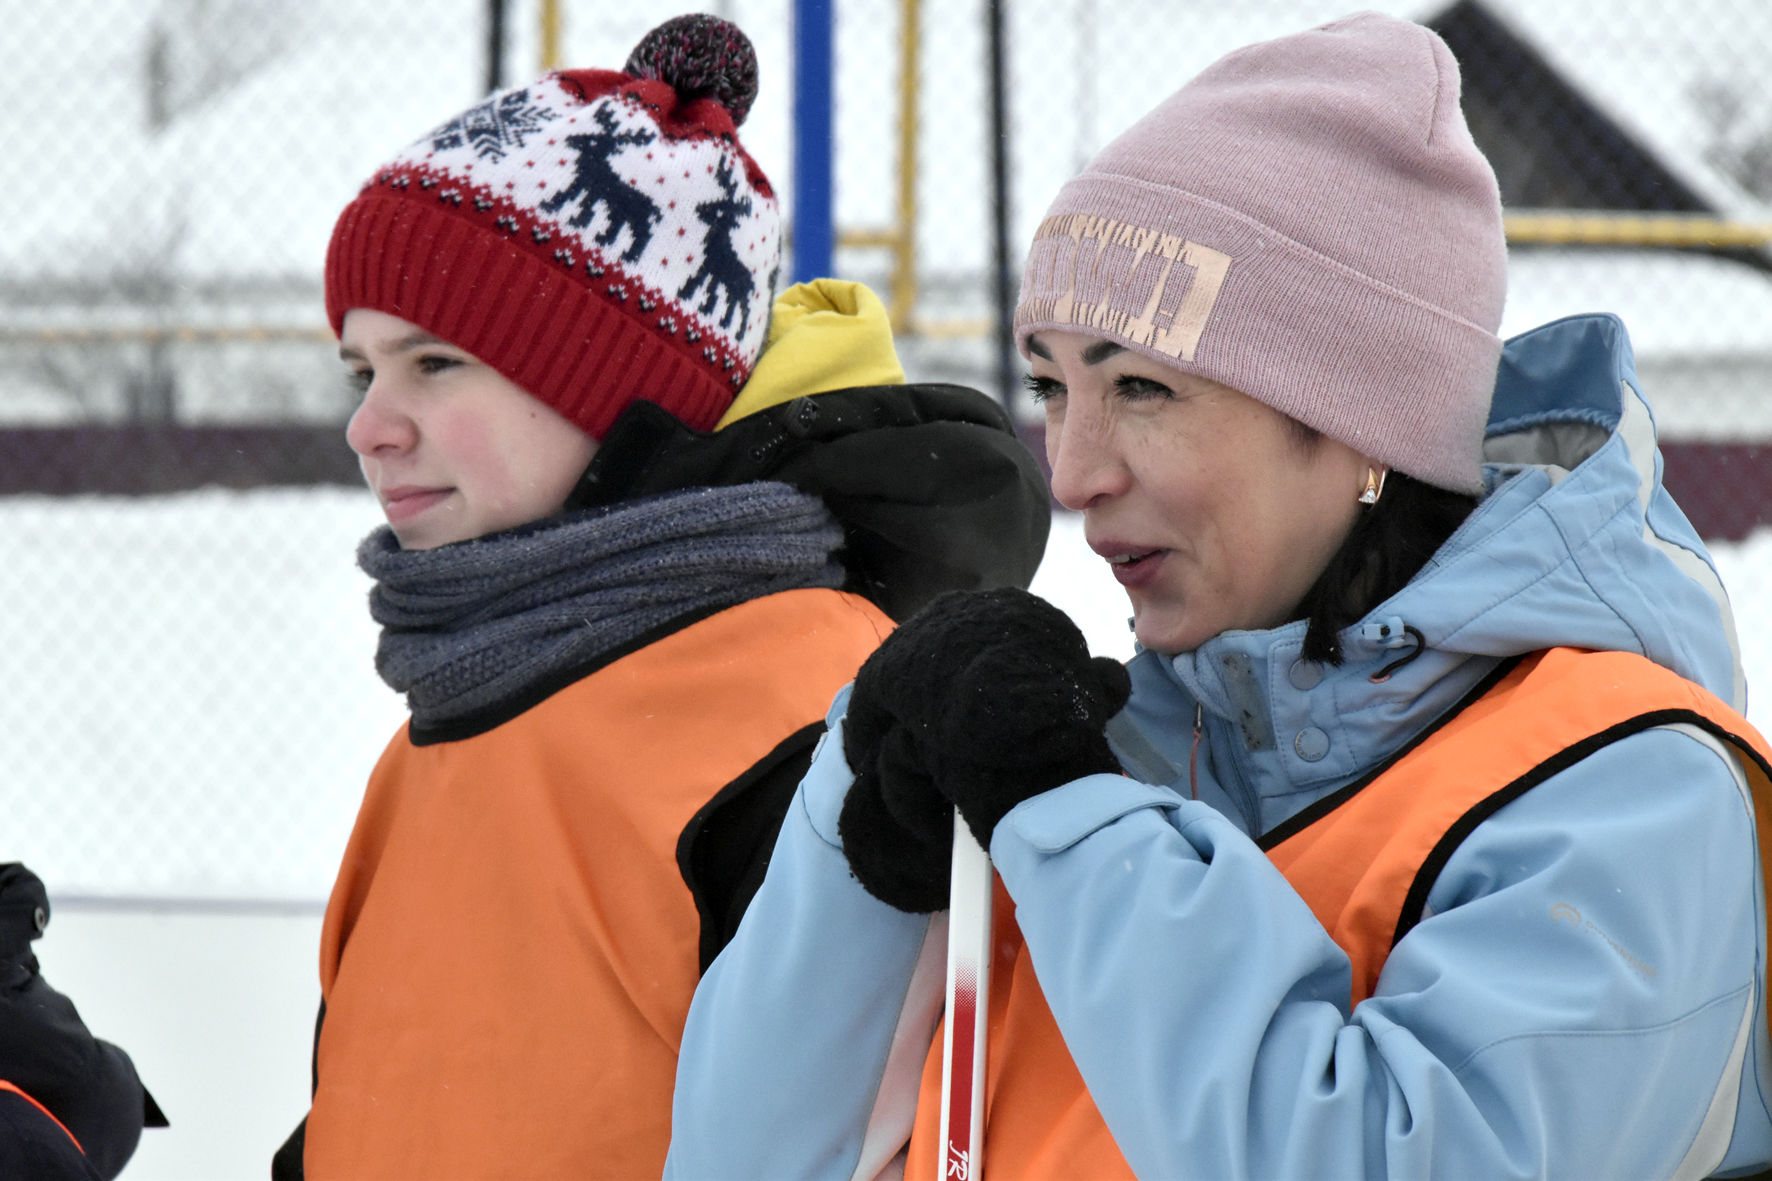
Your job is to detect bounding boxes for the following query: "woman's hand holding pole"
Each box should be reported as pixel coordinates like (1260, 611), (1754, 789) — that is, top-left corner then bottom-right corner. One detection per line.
(835, 587), (1132, 1175)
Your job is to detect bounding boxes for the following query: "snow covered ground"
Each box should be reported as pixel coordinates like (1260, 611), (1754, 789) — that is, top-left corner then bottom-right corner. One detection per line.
(7, 489), (1771, 1178)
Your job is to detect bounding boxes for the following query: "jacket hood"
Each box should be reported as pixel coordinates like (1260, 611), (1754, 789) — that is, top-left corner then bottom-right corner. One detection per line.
(1424, 313), (1740, 699)
(1120, 313), (1746, 834)
(569, 280), (1050, 620)
(716, 279), (906, 426)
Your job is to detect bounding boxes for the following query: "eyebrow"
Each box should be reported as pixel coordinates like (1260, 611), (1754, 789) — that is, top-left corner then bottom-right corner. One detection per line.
(1024, 334), (1125, 366)
(338, 329), (451, 363)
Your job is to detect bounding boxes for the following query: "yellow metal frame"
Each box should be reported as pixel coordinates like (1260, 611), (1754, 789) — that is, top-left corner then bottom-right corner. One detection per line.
(539, 0), (562, 71)
(837, 0), (922, 333)
(1504, 210), (1772, 248)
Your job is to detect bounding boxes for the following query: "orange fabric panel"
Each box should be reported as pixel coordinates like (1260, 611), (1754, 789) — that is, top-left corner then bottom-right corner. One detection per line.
(0, 1079), (84, 1153)
(905, 881), (1138, 1181)
(306, 588), (890, 1179)
(1267, 647), (1772, 1006)
(901, 647), (1772, 1179)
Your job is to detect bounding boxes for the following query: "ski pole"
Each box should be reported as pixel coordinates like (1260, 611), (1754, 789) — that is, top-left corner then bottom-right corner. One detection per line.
(938, 810), (993, 1181)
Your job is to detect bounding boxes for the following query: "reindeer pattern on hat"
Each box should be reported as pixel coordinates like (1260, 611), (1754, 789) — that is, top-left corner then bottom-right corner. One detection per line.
(540, 107), (663, 263)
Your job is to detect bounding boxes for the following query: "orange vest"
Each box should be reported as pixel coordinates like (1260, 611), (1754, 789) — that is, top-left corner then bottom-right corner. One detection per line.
(305, 588), (891, 1180)
(903, 647), (1772, 1181)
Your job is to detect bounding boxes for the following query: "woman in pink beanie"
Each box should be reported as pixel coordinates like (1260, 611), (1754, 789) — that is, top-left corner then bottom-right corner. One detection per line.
(270, 14), (1050, 1179)
(670, 12), (1772, 1179)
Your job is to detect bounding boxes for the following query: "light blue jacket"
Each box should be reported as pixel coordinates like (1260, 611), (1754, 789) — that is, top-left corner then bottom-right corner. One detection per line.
(667, 314), (1772, 1180)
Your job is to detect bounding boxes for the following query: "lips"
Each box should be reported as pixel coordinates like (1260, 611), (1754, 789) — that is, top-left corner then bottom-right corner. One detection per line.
(379, 485), (453, 525)
(1092, 541), (1167, 588)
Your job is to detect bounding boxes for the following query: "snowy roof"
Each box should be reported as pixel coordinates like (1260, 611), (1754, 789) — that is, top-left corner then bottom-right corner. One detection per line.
(1475, 0), (1772, 221)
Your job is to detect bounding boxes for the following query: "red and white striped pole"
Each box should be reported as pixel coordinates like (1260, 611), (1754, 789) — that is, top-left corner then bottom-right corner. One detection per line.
(938, 812), (993, 1180)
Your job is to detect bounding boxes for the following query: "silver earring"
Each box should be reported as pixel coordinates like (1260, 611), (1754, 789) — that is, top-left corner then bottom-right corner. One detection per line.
(1358, 467), (1385, 506)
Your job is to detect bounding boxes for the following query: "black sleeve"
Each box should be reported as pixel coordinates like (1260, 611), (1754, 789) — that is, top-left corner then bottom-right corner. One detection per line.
(0, 864), (164, 1181)
(269, 998), (323, 1180)
(677, 722), (824, 973)
(271, 1115), (306, 1180)
(0, 1086), (104, 1181)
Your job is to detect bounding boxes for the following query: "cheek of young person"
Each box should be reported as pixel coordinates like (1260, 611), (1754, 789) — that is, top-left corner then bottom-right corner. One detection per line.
(1030, 329), (1368, 656)
(340, 308), (600, 549)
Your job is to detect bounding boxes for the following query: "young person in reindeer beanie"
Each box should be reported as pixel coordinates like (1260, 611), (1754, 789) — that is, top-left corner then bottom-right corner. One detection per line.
(272, 14), (1049, 1179)
(669, 13), (1772, 1179)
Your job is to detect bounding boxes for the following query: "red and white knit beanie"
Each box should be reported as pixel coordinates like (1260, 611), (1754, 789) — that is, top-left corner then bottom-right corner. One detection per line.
(325, 15), (781, 439)
(1014, 12), (1506, 493)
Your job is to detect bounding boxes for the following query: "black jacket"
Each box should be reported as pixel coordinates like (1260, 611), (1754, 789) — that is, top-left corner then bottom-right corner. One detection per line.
(0, 864), (165, 1181)
(575, 385), (1049, 957)
(571, 383), (1050, 620)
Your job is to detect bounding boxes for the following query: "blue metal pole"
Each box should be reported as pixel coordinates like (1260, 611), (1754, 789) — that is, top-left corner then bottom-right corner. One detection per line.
(792, 0), (835, 282)
(988, 0), (1013, 413)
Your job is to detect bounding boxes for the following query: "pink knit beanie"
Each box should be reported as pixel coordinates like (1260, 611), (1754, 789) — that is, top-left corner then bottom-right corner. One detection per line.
(326, 15), (780, 440)
(1014, 12), (1506, 493)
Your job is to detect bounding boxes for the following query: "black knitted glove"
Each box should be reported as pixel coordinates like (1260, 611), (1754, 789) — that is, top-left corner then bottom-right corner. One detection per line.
(838, 588), (1131, 912)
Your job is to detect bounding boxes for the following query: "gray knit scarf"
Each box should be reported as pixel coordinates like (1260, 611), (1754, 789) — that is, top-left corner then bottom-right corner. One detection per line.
(358, 482), (846, 729)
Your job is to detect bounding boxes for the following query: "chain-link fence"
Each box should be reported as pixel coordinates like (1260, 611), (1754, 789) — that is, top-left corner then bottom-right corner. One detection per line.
(1, 0), (800, 903)
(6, 0), (1772, 903)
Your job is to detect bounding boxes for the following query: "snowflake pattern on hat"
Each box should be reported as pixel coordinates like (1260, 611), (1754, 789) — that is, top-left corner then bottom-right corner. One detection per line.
(429, 89), (553, 162)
